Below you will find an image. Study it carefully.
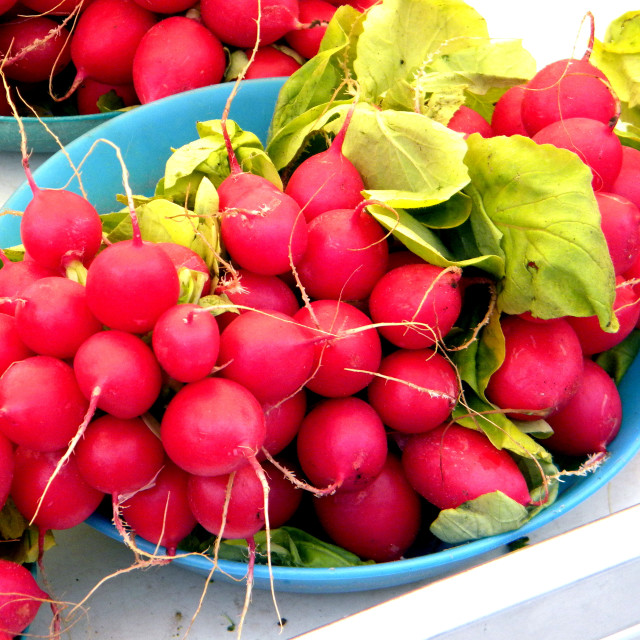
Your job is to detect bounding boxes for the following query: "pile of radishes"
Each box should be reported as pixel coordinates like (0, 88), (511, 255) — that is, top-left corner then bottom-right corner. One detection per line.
(0, 0), (377, 119)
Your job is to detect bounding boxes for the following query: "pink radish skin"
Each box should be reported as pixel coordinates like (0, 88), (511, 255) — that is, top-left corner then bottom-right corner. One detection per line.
(200, 0), (300, 48)
(485, 315), (584, 421)
(0, 313), (34, 376)
(242, 46), (302, 80)
(157, 242), (212, 297)
(545, 358), (622, 456)
(121, 461), (196, 555)
(0, 252), (57, 315)
(296, 205), (389, 301)
(260, 389), (307, 458)
(160, 377), (266, 477)
(76, 78), (138, 115)
(133, 16), (226, 104)
(447, 105), (494, 139)
(313, 454), (421, 562)
(188, 462), (267, 540)
(85, 238), (180, 334)
(20, 0), (95, 13)
(218, 309), (316, 403)
(531, 117), (623, 192)
(402, 424), (531, 510)
(73, 330), (163, 420)
(218, 172), (308, 276)
(520, 58), (618, 136)
(11, 446), (104, 530)
(491, 85), (528, 137)
(367, 348), (459, 434)
(15, 276), (102, 359)
(262, 458), (303, 528)
(368, 263), (463, 350)
(0, 433), (13, 511)
(293, 299), (382, 397)
(75, 415), (165, 495)
(151, 303), (220, 383)
(386, 250), (426, 270)
(0, 558), (48, 637)
(69, 0), (157, 87)
(132, 0), (195, 12)
(595, 192), (640, 275)
(0, 356), (89, 452)
(284, 0), (336, 60)
(297, 397), (388, 493)
(612, 146), (640, 210)
(0, 17), (71, 83)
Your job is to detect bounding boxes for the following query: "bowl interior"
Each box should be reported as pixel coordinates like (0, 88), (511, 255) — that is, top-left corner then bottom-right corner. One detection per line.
(3, 77), (640, 594)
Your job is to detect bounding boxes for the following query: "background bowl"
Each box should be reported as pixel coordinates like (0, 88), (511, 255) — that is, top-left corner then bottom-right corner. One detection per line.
(3, 78), (640, 594)
(0, 111), (122, 153)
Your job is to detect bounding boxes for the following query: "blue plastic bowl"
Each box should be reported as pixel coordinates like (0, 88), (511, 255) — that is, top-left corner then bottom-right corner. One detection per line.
(3, 78), (640, 594)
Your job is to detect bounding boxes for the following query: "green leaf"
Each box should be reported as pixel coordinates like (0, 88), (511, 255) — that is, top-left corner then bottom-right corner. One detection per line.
(595, 328), (640, 384)
(463, 134), (617, 330)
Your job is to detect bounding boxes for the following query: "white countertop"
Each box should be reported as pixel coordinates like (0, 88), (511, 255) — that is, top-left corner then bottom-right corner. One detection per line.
(4, 3), (640, 637)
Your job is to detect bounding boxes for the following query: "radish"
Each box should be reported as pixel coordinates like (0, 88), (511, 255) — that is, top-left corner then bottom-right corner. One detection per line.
(157, 242), (212, 298)
(313, 454), (422, 562)
(284, 101), (365, 222)
(240, 45), (302, 80)
(367, 348), (459, 434)
(73, 330), (163, 420)
(447, 105), (494, 139)
(151, 303), (220, 383)
(490, 85), (528, 137)
(612, 146), (640, 210)
(132, 0), (195, 12)
(293, 299), (382, 397)
(0, 313), (33, 376)
(260, 389), (307, 458)
(200, 0), (301, 48)
(0, 251), (57, 316)
(76, 78), (138, 115)
(0, 356), (89, 452)
(14, 276), (102, 359)
(217, 309), (316, 403)
(295, 204), (389, 302)
(120, 461), (196, 556)
(401, 423), (531, 510)
(296, 397), (388, 493)
(20, 0), (95, 13)
(545, 358), (622, 456)
(160, 377), (266, 477)
(132, 16), (227, 104)
(485, 315), (584, 421)
(0, 558), (49, 638)
(262, 458), (303, 528)
(0, 433), (13, 511)
(368, 263), (463, 350)
(595, 192), (640, 275)
(284, 0), (336, 60)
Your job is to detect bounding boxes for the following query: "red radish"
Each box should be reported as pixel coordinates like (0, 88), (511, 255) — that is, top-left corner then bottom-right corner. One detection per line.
(595, 192), (640, 275)
(367, 348), (459, 434)
(160, 377), (266, 477)
(188, 462), (267, 540)
(531, 117), (623, 192)
(73, 330), (163, 420)
(75, 415), (165, 495)
(490, 85), (528, 137)
(0, 356), (89, 452)
(0, 558), (49, 638)
(485, 315), (584, 421)
(84, 238), (180, 334)
(0, 0), (17, 15)
(68, 0), (157, 88)
(296, 204), (389, 301)
(402, 424), (531, 510)
(132, 0), (195, 12)
(296, 397), (388, 493)
(0, 313), (34, 376)
(0, 17), (71, 83)
(313, 454), (421, 562)
(218, 172), (308, 276)
(447, 105), (494, 138)
(284, 102), (365, 222)
(565, 278), (640, 355)
(20, 0), (95, 13)
(120, 461), (196, 555)
(200, 0), (301, 48)
(242, 45), (302, 80)
(262, 458), (303, 528)
(0, 251), (57, 315)
(293, 299), (382, 397)
(132, 16), (226, 104)
(14, 276), (102, 359)
(368, 263), (463, 350)
(76, 78), (138, 115)
(151, 303), (220, 383)
(10, 446), (104, 530)
(0, 433), (13, 511)
(545, 358), (622, 456)
(386, 250), (427, 270)
(260, 389), (307, 458)
(157, 242), (212, 298)
(218, 309), (316, 403)
(284, 0), (336, 60)
(520, 58), (618, 137)
(612, 145), (640, 211)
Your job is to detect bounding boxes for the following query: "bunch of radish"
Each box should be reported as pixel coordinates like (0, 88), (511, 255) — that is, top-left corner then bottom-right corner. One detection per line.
(0, 0), (380, 120)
